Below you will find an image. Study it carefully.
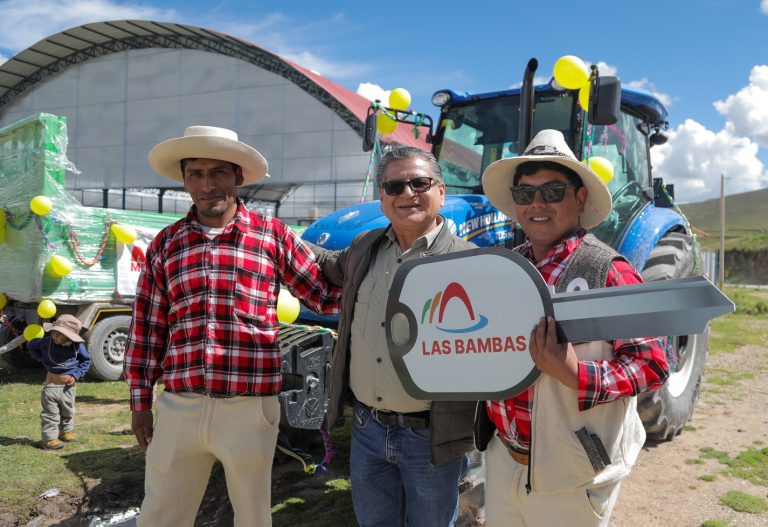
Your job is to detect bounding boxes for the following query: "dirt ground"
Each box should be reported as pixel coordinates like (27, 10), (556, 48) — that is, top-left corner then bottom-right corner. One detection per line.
(610, 343), (768, 527)
(6, 339), (767, 527)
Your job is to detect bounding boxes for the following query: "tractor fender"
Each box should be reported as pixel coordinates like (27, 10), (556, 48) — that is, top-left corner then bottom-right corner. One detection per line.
(617, 204), (689, 271)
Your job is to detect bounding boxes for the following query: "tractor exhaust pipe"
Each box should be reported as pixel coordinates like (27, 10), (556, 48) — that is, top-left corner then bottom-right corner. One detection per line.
(518, 58), (538, 155)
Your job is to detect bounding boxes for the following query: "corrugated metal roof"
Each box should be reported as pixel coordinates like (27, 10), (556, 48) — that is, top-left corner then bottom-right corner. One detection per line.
(0, 19), (429, 149)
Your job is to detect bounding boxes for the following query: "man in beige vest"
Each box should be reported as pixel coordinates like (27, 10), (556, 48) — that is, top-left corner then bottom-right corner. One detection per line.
(477, 130), (670, 526)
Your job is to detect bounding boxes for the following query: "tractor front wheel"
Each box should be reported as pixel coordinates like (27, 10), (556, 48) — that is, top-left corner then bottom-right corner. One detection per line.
(638, 231), (707, 440)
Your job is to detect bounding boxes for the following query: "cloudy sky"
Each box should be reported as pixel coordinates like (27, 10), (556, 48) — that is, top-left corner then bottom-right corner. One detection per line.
(1, 0), (767, 203)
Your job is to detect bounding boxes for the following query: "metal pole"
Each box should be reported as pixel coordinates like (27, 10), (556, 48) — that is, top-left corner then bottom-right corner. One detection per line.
(718, 173), (725, 289)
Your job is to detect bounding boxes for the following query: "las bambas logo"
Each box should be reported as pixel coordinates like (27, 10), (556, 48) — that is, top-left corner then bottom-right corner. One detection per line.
(418, 281), (528, 356)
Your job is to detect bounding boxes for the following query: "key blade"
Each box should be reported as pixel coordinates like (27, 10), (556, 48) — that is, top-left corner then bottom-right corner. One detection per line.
(553, 276), (734, 343)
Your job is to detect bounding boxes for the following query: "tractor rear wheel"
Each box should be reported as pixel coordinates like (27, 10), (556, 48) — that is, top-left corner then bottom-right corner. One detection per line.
(638, 231), (707, 440)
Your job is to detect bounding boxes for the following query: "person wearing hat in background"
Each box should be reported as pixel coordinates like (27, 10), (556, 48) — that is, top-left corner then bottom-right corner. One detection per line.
(123, 126), (342, 527)
(26, 314), (91, 451)
(477, 130), (670, 526)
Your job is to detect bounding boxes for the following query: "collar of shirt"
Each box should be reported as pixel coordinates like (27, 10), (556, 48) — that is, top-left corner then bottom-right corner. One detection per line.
(384, 216), (445, 257)
(518, 228), (587, 284)
(183, 199), (253, 235)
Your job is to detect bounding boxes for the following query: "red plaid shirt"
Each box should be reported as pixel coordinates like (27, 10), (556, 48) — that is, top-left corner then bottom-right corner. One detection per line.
(486, 229), (669, 448)
(124, 201), (341, 411)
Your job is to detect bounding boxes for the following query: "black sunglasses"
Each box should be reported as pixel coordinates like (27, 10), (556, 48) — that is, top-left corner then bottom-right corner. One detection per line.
(510, 182), (579, 205)
(380, 176), (435, 196)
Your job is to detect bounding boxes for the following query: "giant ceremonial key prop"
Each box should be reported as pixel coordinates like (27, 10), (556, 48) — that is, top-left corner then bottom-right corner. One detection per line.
(385, 248), (734, 401)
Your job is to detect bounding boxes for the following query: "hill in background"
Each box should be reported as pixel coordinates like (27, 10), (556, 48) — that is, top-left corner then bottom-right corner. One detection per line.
(679, 187), (768, 251)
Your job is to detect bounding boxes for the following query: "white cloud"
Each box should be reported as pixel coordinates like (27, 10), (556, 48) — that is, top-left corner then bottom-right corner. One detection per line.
(593, 61), (618, 77)
(0, 53), (7, 66)
(626, 78), (673, 109)
(0, 0), (178, 51)
(651, 119), (767, 203)
(761, 0), (768, 14)
(281, 50), (370, 80)
(357, 82), (390, 103)
(713, 65), (768, 147)
(213, 13), (371, 80)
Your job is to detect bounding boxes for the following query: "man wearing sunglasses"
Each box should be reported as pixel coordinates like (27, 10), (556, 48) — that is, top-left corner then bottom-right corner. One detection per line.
(478, 130), (669, 527)
(314, 146), (477, 526)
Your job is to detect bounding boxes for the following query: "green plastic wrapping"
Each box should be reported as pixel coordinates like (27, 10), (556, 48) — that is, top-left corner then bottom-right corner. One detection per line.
(0, 113), (180, 305)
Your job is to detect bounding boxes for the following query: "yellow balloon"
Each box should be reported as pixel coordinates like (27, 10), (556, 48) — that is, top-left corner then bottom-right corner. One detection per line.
(553, 55), (590, 90)
(0, 292), (7, 310)
(389, 88), (411, 111)
(37, 299), (57, 319)
(23, 324), (45, 341)
(277, 289), (300, 324)
(0, 226), (5, 245)
(111, 223), (138, 244)
(376, 113), (398, 135)
(578, 82), (591, 110)
(588, 156), (615, 184)
(48, 255), (73, 277)
(30, 196), (53, 216)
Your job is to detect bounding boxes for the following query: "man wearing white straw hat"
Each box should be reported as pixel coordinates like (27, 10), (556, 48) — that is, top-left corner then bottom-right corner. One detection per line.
(477, 129), (670, 526)
(124, 126), (342, 527)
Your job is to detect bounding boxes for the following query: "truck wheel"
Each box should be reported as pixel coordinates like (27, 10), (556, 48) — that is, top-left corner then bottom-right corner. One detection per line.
(88, 316), (131, 381)
(638, 231), (707, 440)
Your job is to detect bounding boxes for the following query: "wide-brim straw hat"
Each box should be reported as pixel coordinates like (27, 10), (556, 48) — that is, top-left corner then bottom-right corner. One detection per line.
(43, 314), (84, 343)
(482, 129), (612, 229)
(148, 126), (268, 185)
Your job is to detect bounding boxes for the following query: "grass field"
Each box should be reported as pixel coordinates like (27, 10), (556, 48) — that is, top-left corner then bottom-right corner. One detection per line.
(0, 285), (766, 524)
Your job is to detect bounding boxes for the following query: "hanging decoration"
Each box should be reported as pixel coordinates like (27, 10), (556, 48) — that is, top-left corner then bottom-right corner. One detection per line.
(23, 324), (44, 341)
(360, 140), (381, 203)
(389, 88), (411, 111)
(552, 55), (593, 111)
(37, 299), (57, 319)
(47, 255), (73, 277)
(277, 288), (301, 324)
(587, 156), (614, 184)
(376, 113), (398, 135)
(111, 223), (138, 244)
(29, 195), (53, 216)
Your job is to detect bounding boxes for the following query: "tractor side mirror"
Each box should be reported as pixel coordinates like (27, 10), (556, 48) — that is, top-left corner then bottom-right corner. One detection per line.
(363, 110), (377, 152)
(588, 76), (621, 126)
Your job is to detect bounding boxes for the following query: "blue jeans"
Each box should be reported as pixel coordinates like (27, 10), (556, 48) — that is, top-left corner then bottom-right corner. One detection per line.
(350, 401), (470, 527)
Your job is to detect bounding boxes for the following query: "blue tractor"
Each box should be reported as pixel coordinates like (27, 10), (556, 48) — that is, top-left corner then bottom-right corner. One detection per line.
(288, 58), (705, 443)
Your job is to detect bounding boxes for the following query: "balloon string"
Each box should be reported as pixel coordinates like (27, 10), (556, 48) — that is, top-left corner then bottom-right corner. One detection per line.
(5, 209), (34, 230)
(361, 140), (379, 203)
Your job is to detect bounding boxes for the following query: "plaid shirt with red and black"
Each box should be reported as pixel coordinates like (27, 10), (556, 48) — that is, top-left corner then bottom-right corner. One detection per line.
(486, 229), (669, 449)
(125, 201), (341, 411)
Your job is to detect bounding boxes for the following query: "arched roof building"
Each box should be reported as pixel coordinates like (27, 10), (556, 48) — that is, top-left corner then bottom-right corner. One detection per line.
(0, 20), (426, 221)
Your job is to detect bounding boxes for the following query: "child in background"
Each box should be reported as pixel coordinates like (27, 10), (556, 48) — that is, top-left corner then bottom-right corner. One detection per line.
(26, 314), (91, 450)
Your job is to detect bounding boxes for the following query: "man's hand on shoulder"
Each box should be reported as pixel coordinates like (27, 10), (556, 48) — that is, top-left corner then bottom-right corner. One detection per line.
(131, 409), (154, 452)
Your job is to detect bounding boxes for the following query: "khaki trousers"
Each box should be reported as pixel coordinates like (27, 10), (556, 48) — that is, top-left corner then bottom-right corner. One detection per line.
(138, 391), (280, 527)
(484, 435), (621, 527)
(40, 384), (76, 441)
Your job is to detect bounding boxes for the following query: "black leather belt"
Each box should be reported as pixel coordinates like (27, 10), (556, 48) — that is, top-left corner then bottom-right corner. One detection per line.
(359, 401), (430, 428)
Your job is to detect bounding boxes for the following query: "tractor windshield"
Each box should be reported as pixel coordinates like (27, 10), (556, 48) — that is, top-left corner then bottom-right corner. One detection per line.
(433, 91), (577, 195)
